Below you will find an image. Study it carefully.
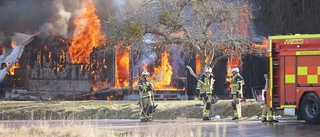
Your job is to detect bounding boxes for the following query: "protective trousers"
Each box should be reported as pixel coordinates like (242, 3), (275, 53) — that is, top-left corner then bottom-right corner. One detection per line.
(203, 94), (212, 119)
(261, 91), (277, 122)
(261, 91), (267, 121)
(140, 96), (153, 121)
(232, 94), (240, 118)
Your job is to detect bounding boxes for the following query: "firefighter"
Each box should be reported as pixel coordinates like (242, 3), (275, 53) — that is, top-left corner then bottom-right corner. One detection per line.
(138, 71), (155, 122)
(230, 67), (244, 120)
(196, 67), (218, 121)
(261, 74), (278, 122)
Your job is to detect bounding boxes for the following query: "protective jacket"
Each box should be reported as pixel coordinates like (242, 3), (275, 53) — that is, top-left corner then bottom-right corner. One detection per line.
(197, 74), (215, 95)
(230, 73), (244, 94)
(138, 79), (154, 98)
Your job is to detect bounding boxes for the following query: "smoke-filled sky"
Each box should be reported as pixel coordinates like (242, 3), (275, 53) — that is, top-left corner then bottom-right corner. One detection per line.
(0, 0), (136, 38)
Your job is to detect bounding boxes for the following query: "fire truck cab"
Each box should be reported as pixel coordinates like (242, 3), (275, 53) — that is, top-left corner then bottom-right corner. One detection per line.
(266, 34), (320, 124)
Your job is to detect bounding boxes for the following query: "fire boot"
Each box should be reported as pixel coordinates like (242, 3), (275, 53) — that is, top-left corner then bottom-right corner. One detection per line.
(267, 108), (279, 122)
(232, 117), (239, 120)
(203, 117), (210, 121)
(141, 118), (148, 122)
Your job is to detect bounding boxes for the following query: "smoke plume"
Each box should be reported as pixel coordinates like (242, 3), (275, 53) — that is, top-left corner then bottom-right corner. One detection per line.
(0, 0), (139, 38)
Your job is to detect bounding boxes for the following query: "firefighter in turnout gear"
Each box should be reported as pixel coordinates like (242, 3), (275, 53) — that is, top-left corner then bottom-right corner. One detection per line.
(138, 71), (155, 122)
(230, 67), (244, 120)
(261, 74), (279, 122)
(196, 67), (218, 121)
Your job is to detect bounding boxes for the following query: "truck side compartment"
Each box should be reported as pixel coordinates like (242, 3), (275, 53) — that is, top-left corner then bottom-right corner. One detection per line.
(266, 34), (320, 124)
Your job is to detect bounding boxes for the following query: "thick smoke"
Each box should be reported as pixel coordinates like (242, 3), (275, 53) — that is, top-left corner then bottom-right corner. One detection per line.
(0, 0), (139, 38)
(39, 0), (71, 38)
(0, 0), (78, 38)
(0, 0), (53, 33)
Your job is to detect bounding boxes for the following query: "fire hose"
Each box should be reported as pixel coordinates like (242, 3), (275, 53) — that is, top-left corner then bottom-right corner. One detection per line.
(186, 56), (227, 79)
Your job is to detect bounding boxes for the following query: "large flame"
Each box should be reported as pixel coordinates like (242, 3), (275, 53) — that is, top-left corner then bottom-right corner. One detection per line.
(68, 0), (105, 64)
(133, 50), (174, 90)
(115, 45), (130, 88)
(152, 50), (173, 89)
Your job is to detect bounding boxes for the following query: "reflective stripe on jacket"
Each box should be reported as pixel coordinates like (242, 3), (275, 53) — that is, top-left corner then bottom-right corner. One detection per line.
(197, 74), (215, 94)
(138, 79), (154, 98)
(231, 73), (244, 94)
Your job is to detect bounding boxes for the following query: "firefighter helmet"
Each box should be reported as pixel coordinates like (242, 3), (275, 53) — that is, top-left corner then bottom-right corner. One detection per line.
(231, 67), (239, 73)
(142, 71), (150, 76)
(204, 67), (212, 73)
(211, 95), (219, 104)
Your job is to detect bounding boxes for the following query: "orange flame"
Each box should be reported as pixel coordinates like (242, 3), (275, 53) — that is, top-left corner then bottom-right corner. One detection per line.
(0, 44), (5, 55)
(252, 37), (268, 49)
(68, 0), (105, 64)
(196, 54), (201, 74)
(226, 55), (241, 90)
(115, 45), (130, 88)
(227, 56), (241, 76)
(142, 63), (148, 71)
(152, 50), (173, 89)
(195, 54), (212, 75)
(6, 41), (20, 75)
(133, 50), (175, 90)
(92, 78), (108, 91)
(6, 62), (20, 75)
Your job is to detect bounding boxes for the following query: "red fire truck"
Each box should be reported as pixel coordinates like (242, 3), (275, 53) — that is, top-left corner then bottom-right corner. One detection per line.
(266, 34), (320, 124)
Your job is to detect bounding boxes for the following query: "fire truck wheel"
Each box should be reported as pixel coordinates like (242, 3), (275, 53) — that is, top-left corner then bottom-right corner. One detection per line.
(300, 93), (320, 124)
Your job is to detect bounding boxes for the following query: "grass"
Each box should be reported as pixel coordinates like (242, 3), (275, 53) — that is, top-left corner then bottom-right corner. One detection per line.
(0, 100), (263, 120)
(0, 123), (116, 137)
(0, 100), (266, 136)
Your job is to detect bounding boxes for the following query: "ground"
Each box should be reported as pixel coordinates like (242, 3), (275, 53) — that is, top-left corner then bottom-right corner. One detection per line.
(0, 100), (264, 120)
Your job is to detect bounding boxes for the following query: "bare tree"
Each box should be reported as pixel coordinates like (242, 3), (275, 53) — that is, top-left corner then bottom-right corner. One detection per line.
(253, 0), (320, 35)
(103, 0), (261, 69)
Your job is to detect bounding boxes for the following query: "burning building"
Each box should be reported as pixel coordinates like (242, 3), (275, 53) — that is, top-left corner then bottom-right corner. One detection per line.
(9, 38), (188, 100)
(0, 0), (190, 101)
(0, 0), (266, 101)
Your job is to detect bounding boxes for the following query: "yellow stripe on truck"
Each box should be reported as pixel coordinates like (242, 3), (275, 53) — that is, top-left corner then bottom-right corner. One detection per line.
(270, 34), (320, 39)
(296, 51), (320, 55)
(280, 105), (296, 109)
(268, 38), (273, 108)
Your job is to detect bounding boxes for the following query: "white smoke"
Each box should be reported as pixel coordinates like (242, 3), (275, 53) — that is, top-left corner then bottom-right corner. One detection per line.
(111, 0), (126, 7)
(39, 0), (71, 38)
